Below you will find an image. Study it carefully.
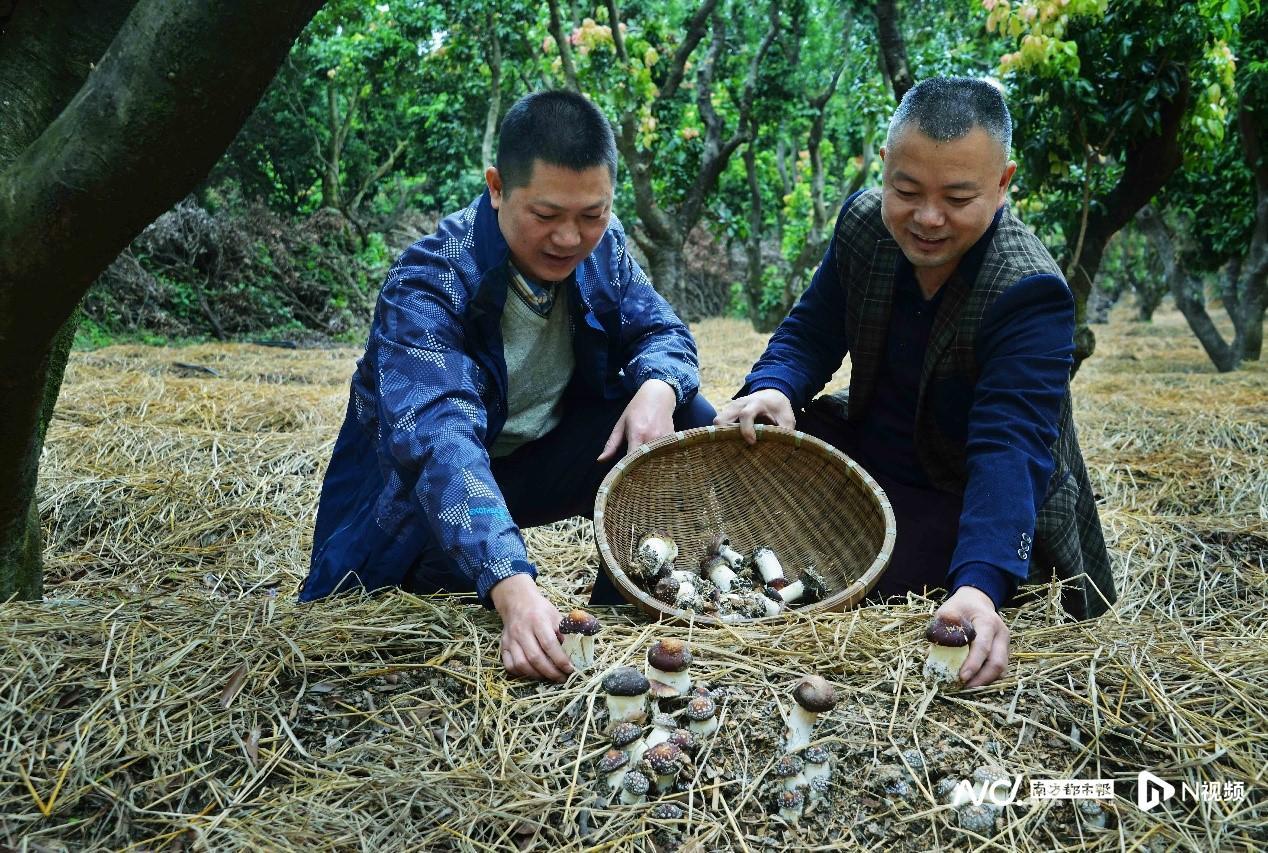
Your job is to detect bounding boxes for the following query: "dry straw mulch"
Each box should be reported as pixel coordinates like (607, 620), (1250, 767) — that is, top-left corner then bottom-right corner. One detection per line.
(2, 308), (1265, 852)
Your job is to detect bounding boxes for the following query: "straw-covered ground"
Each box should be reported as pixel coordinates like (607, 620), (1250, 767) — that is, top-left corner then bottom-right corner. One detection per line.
(2, 306), (1265, 851)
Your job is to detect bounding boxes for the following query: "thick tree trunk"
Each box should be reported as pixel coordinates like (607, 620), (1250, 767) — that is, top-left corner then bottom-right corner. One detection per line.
(0, 0), (324, 599)
(639, 239), (691, 320)
(481, 21), (502, 170)
(1060, 76), (1190, 371)
(873, 0), (913, 103)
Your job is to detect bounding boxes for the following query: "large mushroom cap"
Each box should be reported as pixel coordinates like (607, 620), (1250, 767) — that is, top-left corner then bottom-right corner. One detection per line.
(559, 609), (601, 636)
(792, 674), (838, 713)
(925, 615), (976, 646)
(598, 749), (629, 773)
(685, 695), (717, 721)
(644, 742), (684, 774)
(647, 639), (693, 672)
(603, 666), (651, 697)
(610, 722), (643, 748)
(653, 575), (680, 603)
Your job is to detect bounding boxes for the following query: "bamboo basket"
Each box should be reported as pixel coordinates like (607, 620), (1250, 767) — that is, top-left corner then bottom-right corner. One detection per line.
(593, 424), (896, 624)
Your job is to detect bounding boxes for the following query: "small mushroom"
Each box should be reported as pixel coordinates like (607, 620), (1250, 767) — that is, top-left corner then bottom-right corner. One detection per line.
(701, 555), (740, 594)
(772, 754), (807, 791)
(610, 721), (647, 765)
(956, 802), (998, 834)
(785, 674), (838, 753)
(598, 749), (630, 791)
(775, 788), (804, 824)
(750, 547), (785, 584)
(802, 745), (831, 788)
(808, 774), (831, 806)
(685, 695), (718, 737)
(635, 530), (677, 579)
(644, 712), (678, 749)
(923, 614), (976, 686)
(646, 639), (693, 698)
(648, 801), (684, 820)
(777, 565), (827, 606)
(559, 609), (601, 670)
(620, 769), (652, 805)
(644, 742), (686, 793)
(705, 531), (745, 569)
(1077, 798), (1107, 829)
(667, 727), (697, 755)
(602, 666), (650, 728)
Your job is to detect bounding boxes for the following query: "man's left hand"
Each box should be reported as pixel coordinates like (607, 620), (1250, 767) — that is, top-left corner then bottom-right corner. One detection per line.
(936, 586), (1010, 687)
(598, 379), (677, 461)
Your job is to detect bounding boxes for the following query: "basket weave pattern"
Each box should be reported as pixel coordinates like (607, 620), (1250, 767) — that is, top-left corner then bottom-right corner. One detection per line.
(593, 425), (896, 624)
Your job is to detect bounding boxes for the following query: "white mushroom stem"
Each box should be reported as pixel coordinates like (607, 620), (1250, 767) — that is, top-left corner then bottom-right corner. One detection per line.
(753, 548), (785, 583)
(673, 581), (698, 606)
(627, 738), (648, 766)
(757, 595), (783, 618)
(783, 771), (808, 791)
(705, 561), (739, 593)
(777, 580), (809, 604)
(605, 694), (647, 726)
(648, 665), (691, 695)
(688, 716), (718, 737)
(636, 536), (676, 576)
(718, 544), (744, 568)
(804, 760), (830, 787)
(778, 799), (803, 823)
(923, 642), (971, 685)
(620, 775), (648, 805)
(606, 766), (627, 791)
(784, 704), (821, 753)
(561, 633), (596, 670)
(645, 726), (673, 750)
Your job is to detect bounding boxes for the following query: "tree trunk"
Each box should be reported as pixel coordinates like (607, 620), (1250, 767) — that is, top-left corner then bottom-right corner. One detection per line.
(639, 238), (691, 320)
(1060, 76), (1191, 371)
(873, 0), (913, 103)
(1137, 206), (1240, 371)
(0, 0), (324, 599)
(481, 20), (502, 170)
(741, 139), (779, 332)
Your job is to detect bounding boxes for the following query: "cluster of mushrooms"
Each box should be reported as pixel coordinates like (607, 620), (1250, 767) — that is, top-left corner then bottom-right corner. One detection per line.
(764, 674), (839, 824)
(630, 531), (828, 621)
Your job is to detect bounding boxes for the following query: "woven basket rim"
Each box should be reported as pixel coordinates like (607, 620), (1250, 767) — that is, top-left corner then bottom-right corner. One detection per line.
(592, 423), (897, 625)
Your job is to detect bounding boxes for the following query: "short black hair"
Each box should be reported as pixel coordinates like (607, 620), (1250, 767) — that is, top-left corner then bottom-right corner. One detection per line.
(885, 77), (1012, 158)
(495, 90), (618, 192)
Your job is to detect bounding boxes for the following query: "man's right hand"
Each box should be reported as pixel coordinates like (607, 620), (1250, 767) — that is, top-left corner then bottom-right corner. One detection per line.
(489, 573), (573, 682)
(713, 388), (796, 444)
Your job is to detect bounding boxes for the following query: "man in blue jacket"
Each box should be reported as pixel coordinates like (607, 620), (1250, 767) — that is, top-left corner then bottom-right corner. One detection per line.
(717, 78), (1115, 687)
(301, 91), (713, 681)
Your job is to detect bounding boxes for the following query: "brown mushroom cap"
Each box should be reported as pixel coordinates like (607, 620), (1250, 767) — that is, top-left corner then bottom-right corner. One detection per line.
(559, 609), (601, 636)
(610, 722), (643, 748)
(793, 674), (838, 713)
(647, 639), (693, 672)
(603, 666), (651, 697)
(803, 745), (831, 765)
(778, 788), (805, 809)
(705, 532), (730, 554)
(598, 749), (630, 773)
(685, 695), (717, 721)
(925, 615), (976, 647)
(668, 728), (697, 753)
(644, 742), (684, 774)
(700, 554), (730, 574)
(622, 769), (651, 795)
(773, 754), (804, 778)
(647, 680), (682, 700)
(653, 575), (680, 603)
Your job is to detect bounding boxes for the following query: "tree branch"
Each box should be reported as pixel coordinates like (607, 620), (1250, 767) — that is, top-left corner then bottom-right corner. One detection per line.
(657, 0), (719, 104)
(546, 0), (579, 91)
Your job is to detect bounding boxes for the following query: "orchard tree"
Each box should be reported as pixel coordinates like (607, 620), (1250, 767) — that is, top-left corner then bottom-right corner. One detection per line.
(984, 0), (1236, 367)
(0, 0), (325, 600)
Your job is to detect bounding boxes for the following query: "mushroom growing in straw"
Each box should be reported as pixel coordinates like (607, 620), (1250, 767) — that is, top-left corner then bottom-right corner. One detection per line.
(598, 749), (629, 792)
(602, 666), (650, 728)
(802, 745), (831, 790)
(620, 769), (652, 805)
(685, 695), (718, 737)
(644, 712), (678, 749)
(776, 788), (805, 824)
(559, 609), (600, 670)
(610, 721), (647, 765)
(785, 674), (838, 753)
(701, 555), (740, 594)
(646, 639), (693, 698)
(923, 614), (976, 685)
(644, 742), (686, 793)
(772, 754), (807, 791)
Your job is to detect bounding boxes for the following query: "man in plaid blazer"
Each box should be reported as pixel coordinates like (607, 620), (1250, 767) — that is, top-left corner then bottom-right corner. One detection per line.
(717, 78), (1115, 687)
(301, 92), (713, 681)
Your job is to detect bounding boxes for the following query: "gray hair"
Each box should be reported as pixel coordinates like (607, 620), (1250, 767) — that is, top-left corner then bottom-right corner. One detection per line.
(885, 77), (1012, 159)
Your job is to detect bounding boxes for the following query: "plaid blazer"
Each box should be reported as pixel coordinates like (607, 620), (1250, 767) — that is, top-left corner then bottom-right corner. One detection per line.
(832, 190), (1115, 618)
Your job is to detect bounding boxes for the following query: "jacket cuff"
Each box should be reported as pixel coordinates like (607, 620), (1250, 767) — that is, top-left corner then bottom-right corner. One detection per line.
(739, 378), (802, 411)
(947, 562), (1017, 611)
(477, 558), (538, 606)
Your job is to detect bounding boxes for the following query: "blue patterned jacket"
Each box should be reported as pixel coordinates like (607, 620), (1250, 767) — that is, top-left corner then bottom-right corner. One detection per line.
(300, 191), (699, 603)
